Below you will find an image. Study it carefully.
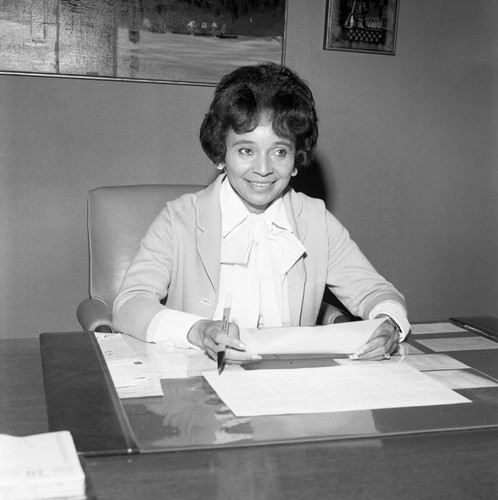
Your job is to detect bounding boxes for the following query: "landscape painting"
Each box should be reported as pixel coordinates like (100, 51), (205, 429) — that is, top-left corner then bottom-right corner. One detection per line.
(0, 0), (287, 84)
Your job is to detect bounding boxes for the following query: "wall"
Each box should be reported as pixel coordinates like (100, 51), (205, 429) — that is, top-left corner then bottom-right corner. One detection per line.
(285, 0), (498, 322)
(1, 0), (497, 339)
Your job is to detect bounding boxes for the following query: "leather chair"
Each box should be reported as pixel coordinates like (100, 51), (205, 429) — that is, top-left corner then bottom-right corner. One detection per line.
(77, 184), (348, 333)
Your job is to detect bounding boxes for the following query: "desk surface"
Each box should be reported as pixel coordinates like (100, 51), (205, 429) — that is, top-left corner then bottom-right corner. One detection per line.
(114, 327), (498, 454)
(2, 337), (498, 500)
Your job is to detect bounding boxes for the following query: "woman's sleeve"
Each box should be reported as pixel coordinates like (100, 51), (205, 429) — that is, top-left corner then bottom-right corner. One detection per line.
(325, 210), (407, 321)
(112, 205), (187, 341)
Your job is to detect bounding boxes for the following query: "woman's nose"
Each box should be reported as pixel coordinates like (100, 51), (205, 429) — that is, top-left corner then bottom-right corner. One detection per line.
(253, 155), (273, 176)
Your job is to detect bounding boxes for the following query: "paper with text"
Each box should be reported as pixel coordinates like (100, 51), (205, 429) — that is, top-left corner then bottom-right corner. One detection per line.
(203, 363), (470, 417)
(334, 353), (469, 371)
(240, 318), (385, 355)
(410, 322), (468, 335)
(417, 336), (498, 352)
(97, 333), (164, 398)
(425, 369), (498, 389)
(0, 431), (85, 499)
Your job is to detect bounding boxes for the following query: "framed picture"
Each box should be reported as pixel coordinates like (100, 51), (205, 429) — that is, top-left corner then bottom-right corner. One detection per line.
(324, 0), (399, 55)
(0, 0), (287, 85)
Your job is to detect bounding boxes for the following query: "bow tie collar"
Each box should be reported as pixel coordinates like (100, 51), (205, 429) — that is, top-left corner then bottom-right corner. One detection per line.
(222, 213), (305, 276)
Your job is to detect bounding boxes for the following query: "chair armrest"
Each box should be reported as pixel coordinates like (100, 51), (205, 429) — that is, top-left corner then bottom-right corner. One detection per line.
(76, 298), (114, 333)
(318, 301), (351, 325)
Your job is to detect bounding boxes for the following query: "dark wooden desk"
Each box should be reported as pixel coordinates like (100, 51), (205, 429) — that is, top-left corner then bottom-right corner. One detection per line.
(2, 338), (498, 500)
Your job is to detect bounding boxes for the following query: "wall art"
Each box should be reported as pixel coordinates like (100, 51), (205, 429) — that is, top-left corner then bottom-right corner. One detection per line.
(324, 0), (399, 55)
(0, 0), (287, 85)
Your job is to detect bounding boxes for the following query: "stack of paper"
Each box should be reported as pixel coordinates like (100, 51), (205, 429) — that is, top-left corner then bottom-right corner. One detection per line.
(0, 431), (86, 500)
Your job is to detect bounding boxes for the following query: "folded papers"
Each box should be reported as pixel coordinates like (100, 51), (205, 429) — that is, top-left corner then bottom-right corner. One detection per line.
(0, 431), (86, 500)
(239, 318), (385, 355)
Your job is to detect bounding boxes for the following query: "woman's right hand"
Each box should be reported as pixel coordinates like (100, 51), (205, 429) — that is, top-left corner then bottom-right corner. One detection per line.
(187, 319), (261, 364)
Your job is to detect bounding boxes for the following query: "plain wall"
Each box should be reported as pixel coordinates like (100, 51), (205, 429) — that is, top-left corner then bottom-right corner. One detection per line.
(1, 0), (497, 339)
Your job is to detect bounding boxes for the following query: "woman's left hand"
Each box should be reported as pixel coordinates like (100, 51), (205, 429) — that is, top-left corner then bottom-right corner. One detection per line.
(350, 319), (400, 361)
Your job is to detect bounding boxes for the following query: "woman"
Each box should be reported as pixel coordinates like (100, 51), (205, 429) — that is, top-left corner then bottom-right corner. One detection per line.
(113, 63), (409, 363)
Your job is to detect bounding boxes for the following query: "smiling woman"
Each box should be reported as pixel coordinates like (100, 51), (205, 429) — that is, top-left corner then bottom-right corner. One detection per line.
(222, 124), (296, 214)
(198, 63), (318, 214)
(113, 62), (410, 365)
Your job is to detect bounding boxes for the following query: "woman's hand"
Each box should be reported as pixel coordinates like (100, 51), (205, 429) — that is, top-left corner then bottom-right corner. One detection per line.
(187, 319), (261, 364)
(350, 319), (400, 361)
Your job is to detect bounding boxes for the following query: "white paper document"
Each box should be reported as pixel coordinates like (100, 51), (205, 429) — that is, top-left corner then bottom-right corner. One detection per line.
(122, 335), (221, 379)
(425, 369), (498, 390)
(334, 353), (469, 371)
(0, 431), (86, 500)
(410, 322), (468, 335)
(97, 333), (163, 398)
(96, 332), (142, 363)
(240, 318), (385, 355)
(203, 363), (470, 417)
(416, 336), (498, 352)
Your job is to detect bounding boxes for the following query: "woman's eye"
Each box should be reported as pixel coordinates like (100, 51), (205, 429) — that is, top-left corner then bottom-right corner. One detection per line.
(274, 148), (288, 156)
(238, 148), (253, 156)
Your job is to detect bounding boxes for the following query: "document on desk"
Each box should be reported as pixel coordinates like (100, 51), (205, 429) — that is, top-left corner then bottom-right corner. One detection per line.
(203, 363), (470, 417)
(416, 336), (498, 352)
(96, 333), (163, 398)
(410, 322), (468, 335)
(239, 318), (385, 355)
(0, 431), (86, 499)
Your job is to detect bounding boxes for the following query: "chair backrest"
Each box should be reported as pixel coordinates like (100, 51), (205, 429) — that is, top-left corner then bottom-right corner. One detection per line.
(87, 184), (206, 309)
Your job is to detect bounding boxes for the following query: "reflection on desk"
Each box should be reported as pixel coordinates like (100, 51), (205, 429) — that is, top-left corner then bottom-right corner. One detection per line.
(97, 322), (498, 454)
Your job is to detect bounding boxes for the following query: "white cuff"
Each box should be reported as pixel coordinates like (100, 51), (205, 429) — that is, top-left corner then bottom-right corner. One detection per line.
(369, 301), (410, 341)
(146, 309), (204, 348)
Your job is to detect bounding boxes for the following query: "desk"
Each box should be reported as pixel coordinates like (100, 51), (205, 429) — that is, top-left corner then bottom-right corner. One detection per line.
(2, 337), (498, 500)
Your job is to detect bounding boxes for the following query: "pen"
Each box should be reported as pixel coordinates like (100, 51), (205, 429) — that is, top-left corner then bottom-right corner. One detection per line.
(217, 294), (232, 375)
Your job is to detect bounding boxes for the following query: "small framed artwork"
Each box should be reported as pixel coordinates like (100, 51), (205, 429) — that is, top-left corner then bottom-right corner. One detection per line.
(0, 0), (287, 85)
(324, 0), (399, 55)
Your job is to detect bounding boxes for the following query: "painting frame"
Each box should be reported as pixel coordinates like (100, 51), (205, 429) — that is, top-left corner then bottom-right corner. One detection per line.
(324, 0), (399, 55)
(0, 0), (288, 86)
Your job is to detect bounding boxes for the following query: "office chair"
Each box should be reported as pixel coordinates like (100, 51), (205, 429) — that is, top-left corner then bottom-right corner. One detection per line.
(77, 184), (348, 333)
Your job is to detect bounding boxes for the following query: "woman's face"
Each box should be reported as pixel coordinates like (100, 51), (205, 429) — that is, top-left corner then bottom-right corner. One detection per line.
(223, 123), (296, 214)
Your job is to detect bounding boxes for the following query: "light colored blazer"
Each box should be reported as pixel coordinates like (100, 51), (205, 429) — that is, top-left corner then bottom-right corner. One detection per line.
(113, 175), (405, 340)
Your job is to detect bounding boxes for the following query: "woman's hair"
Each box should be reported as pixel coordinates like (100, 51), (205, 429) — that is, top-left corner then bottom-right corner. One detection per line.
(200, 62), (318, 168)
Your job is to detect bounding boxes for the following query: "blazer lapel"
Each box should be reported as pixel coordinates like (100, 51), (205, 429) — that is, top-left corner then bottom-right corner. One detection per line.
(196, 176), (223, 292)
(283, 189), (307, 325)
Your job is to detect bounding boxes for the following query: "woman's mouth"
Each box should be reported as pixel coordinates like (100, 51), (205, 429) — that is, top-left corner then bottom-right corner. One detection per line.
(248, 180), (274, 188)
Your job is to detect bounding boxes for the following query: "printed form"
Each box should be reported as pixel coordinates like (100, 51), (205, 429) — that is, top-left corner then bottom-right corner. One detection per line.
(204, 363), (470, 417)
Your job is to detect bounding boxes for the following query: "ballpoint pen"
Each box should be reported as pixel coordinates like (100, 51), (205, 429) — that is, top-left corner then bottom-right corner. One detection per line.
(217, 294), (232, 375)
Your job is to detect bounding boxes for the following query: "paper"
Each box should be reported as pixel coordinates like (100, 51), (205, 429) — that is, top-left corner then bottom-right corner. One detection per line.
(98, 333), (227, 397)
(0, 431), (86, 500)
(410, 322), (468, 335)
(139, 345), (219, 379)
(425, 369), (498, 389)
(97, 333), (163, 398)
(239, 318), (385, 355)
(334, 353), (469, 371)
(203, 363), (470, 417)
(96, 332), (142, 363)
(122, 336), (222, 379)
(416, 336), (498, 352)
